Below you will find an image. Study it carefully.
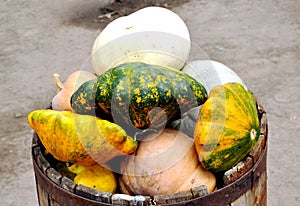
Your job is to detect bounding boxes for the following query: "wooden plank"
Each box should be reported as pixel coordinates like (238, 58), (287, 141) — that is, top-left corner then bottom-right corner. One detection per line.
(128, 195), (151, 206)
(256, 100), (266, 115)
(153, 190), (193, 205)
(111, 198), (128, 205)
(33, 146), (42, 157)
(37, 180), (49, 206)
(48, 197), (61, 206)
(46, 168), (62, 186)
(111, 194), (150, 206)
(140, 196), (152, 206)
(32, 133), (40, 148)
(190, 185), (208, 198)
(260, 113), (267, 137)
(253, 171), (267, 205)
(60, 177), (76, 193)
(230, 171), (267, 206)
(36, 154), (50, 174)
(230, 188), (254, 206)
(111, 196), (128, 205)
(223, 156), (253, 185)
(75, 184), (112, 203)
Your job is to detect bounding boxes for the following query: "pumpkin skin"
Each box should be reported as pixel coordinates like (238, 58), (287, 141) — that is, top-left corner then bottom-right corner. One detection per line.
(91, 6), (191, 75)
(51, 70), (97, 111)
(27, 110), (138, 166)
(182, 60), (247, 94)
(194, 83), (260, 172)
(119, 129), (216, 196)
(71, 62), (207, 135)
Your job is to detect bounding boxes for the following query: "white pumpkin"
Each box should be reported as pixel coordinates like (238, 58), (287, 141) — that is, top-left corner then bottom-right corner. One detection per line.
(91, 6), (191, 75)
(182, 60), (247, 94)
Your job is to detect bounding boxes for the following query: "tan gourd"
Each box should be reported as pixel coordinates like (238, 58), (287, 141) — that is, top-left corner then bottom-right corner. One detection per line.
(51, 70), (96, 111)
(119, 129), (216, 196)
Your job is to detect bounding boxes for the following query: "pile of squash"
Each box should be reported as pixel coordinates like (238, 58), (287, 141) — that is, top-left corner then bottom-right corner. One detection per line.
(28, 6), (260, 199)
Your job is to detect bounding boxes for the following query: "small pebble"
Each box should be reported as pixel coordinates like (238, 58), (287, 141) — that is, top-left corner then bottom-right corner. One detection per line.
(214, 45), (225, 52)
(15, 112), (23, 118)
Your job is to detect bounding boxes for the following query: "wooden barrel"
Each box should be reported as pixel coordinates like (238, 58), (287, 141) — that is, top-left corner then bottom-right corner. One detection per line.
(31, 101), (268, 206)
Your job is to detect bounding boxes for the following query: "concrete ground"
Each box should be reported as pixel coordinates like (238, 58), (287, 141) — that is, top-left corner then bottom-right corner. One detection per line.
(0, 0), (299, 205)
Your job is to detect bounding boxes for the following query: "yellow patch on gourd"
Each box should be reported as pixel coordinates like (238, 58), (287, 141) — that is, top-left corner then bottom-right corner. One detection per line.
(134, 88), (140, 95)
(166, 90), (171, 97)
(68, 163), (117, 193)
(136, 97), (142, 104)
(139, 76), (146, 84)
(78, 93), (86, 105)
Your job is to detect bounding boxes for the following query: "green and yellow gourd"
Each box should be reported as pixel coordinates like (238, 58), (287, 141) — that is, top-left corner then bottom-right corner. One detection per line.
(28, 110), (138, 166)
(194, 83), (260, 172)
(71, 62), (207, 134)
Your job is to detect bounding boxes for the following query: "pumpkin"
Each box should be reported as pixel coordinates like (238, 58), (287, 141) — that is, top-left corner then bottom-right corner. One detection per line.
(119, 129), (216, 196)
(194, 83), (260, 172)
(27, 110), (138, 166)
(182, 60), (247, 94)
(68, 163), (117, 193)
(51, 70), (97, 111)
(71, 62), (207, 136)
(91, 6), (191, 75)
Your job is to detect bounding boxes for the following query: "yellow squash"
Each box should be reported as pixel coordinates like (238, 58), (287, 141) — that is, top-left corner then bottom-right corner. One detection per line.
(68, 163), (117, 193)
(28, 110), (138, 166)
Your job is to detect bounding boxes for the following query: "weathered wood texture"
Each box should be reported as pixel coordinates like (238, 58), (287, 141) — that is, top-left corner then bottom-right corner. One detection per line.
(32, 102), (267, 206)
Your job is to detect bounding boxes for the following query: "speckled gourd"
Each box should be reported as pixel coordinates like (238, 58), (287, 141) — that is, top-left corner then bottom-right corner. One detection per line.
(71, 62), (207, 135)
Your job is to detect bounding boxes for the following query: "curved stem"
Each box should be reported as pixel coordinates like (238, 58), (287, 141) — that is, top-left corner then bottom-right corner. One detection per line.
(53, 73), (63, 92)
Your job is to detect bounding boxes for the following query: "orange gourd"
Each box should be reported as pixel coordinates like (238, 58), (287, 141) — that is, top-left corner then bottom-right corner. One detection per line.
(51, 70), (97, 111)
(119, 129), (216, 196)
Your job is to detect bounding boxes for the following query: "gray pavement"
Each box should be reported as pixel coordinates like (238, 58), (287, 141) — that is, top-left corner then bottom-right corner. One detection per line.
(0, 0), (299, 205)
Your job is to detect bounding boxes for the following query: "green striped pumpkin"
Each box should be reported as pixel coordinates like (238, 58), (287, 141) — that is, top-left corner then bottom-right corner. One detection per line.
(71, 62), (207, 134)
(194, 83), (260, 172)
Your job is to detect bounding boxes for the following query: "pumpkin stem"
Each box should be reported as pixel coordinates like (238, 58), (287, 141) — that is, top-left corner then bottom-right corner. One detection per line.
(53, 73), (63, 92)
(250, 128), (257, 141)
